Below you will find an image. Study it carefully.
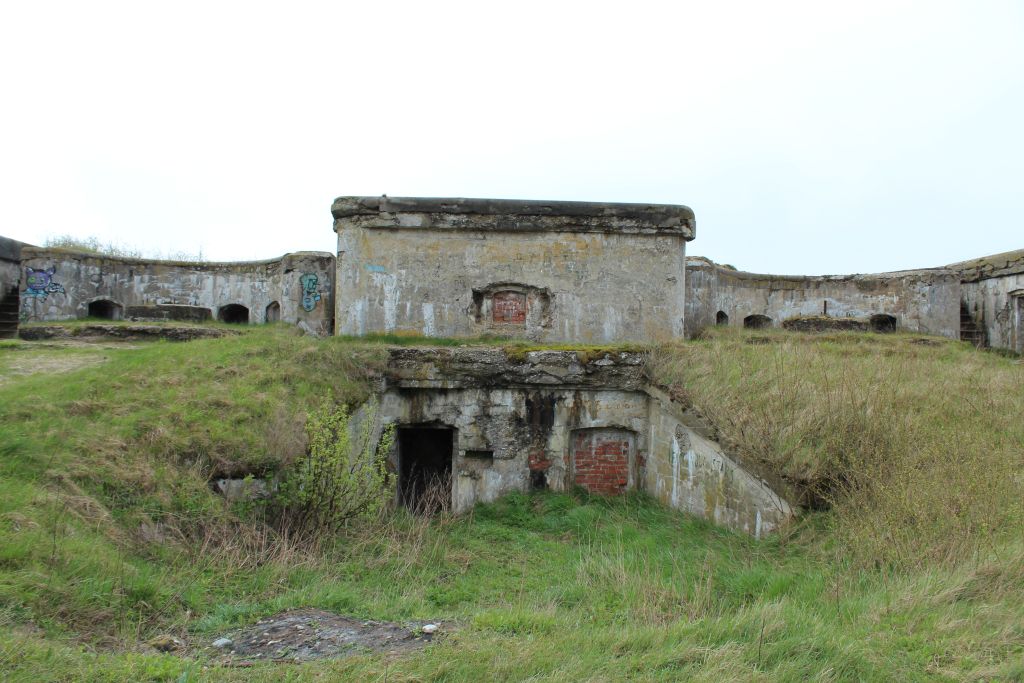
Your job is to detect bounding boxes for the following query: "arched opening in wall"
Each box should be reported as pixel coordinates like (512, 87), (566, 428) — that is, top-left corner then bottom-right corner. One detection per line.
(88, 299), (123, 320)
(398, 426), (453, 514)
(218, 304), (249, 324)
(716, 311), (729, 326)
(743, 314), (772, 329)
(265, 301), (281, 323)
(869, 314), (897, 333)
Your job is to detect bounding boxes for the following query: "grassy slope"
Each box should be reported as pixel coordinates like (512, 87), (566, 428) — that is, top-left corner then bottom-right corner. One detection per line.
(0, 327), (1022, 681)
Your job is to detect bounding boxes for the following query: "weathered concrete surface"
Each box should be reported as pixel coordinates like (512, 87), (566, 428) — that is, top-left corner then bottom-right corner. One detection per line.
(951, 250), (1024, 353)
(684, 257), (961, 339)
(19, 324), (241, 342)
(363, 347), (794, 536)
(385, 347), (647, 390)
(334, 196), (694, 343)
(18, 248), (335, 335)
(644, 386), (792, 537)
(0, 236), (27, 295)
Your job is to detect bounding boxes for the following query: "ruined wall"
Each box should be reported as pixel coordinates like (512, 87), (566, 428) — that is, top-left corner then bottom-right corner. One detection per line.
(333, 196), (694, 343)
(372, 347), (794, 536)
(0, 237), (25, 293)
(18, 248), (335, 333)
(954, 250), (1024, 353)
(685, 257), (961, 339)
(644, 387), (792, 538)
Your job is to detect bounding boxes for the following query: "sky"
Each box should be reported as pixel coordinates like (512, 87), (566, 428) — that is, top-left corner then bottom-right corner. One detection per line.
(1, 1), (1022, 275)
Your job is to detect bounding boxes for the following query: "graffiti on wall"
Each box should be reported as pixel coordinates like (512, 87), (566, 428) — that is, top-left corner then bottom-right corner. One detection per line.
(299, 273), (322, 312)
(21, 266), (65, 320)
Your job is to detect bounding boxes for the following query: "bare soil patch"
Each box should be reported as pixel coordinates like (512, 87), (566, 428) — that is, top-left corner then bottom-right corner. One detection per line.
(212, 609), (442, 664)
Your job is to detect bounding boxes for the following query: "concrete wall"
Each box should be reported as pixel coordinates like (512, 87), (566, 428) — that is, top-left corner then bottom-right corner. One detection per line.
(373, 347), (794, 536)
(645, 387), (792, 538)
(18, 248), (335, 334)
(378, 387), (650, 512)
(0, 236), (27, 296)
(685, 257), (961, 339)
(333, 196), (695, 343)
(954, 250), (1024, 353)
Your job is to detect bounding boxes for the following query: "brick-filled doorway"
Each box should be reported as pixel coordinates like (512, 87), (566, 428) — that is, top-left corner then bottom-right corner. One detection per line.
(571, 428), (634, 495)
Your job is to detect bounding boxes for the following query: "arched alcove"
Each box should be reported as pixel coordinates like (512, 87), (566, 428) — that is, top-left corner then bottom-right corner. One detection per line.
(265, 301), (281, 323)
(218, 304), (250, 324)
(869, 314), (897, 333)
(743, 314), (772, 329)
(88, 299), (123, 320)
(716, 310), (729, 326)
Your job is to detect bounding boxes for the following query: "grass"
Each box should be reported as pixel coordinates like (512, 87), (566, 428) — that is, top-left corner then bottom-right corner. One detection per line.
(0, 325), (1022, 681)
(648, 327), (1024, 568)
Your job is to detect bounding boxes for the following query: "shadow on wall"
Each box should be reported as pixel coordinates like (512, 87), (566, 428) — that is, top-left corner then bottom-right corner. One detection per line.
(266, 301), (281, 323)
(869, 314), (897, 332)
(743, 314), (772, 329)
(88, 299), (122, 320)
(218, 304), (250, 324)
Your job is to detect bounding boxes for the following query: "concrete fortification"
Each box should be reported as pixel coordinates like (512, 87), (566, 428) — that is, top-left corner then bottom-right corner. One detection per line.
(4, 195), (1021, 536)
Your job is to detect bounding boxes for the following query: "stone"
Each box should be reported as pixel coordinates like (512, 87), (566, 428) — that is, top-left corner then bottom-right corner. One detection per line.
(149, 635), (184, 652)
(212, 637), (233, 649)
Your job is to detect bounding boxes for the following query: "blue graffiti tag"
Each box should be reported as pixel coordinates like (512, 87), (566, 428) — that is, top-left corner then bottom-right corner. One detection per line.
(299, 273), (322, 312)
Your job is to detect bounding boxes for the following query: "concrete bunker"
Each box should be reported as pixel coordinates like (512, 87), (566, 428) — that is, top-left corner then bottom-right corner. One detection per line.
(869, 314), (897, 333)
(218, 304), (250, 324)
(743, 314), (772, 329)
(266, 301), (281, 323)
(370, 347), (793, 536)
(88, 299), (123, 320)
(397, 425), (454, 513)
(333, 196), (695, 343)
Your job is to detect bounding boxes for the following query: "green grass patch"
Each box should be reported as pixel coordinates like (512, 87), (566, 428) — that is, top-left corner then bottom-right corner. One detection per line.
(0, 326), (1021, 680)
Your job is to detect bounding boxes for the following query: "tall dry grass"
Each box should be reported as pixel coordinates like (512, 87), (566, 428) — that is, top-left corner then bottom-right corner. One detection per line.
(649, 329), (1024, 568)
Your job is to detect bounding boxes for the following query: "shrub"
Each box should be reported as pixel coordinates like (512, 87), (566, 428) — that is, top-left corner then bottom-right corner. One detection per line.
(277, 397), (395, 533)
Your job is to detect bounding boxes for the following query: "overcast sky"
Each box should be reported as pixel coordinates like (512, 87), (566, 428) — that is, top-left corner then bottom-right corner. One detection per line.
(2, 1), (1021, 274)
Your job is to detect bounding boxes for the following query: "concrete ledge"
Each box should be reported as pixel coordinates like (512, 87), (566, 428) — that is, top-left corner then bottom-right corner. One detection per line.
(385, 347), (648, 390)
(332, 196), (695, 238)
(19, 324), (240, 342)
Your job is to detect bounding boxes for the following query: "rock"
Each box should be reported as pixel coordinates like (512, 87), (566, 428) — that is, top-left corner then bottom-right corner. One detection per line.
(149, 634), (184, 652)
(212, 637), (233, 649)
(421, 624), (438, 635)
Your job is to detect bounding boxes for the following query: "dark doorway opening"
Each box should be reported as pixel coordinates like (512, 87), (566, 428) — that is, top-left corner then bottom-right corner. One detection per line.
(88, 299), (122, 320)
(265, 301), (281, 323)
(715, 310), (729, 326)
(743, 314), (772, 329)
(869, 314), (897, 333)
(398, 426), (453, 513)
(218, 304), (250, 324)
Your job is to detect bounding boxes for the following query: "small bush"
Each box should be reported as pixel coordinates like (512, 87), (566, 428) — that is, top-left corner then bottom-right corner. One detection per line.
(277, 398), (395, 533)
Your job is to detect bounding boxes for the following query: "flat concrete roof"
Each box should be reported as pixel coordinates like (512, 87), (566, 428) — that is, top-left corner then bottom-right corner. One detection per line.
(332, 196), (695, 238)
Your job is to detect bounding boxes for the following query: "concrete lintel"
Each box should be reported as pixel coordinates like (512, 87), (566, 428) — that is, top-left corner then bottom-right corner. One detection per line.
(332, 196), (696, 239)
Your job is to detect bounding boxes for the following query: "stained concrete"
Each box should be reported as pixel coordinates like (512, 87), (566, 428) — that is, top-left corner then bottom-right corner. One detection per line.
(18, 248), (335, 335)
(684, 256), (961, 340)
(952, 250), (1024, 353)
(355, 347), (794, 536)
(333, 196), (694, 343)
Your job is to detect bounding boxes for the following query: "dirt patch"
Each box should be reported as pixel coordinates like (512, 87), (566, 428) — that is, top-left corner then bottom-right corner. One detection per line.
(212, 609), (442, 664)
